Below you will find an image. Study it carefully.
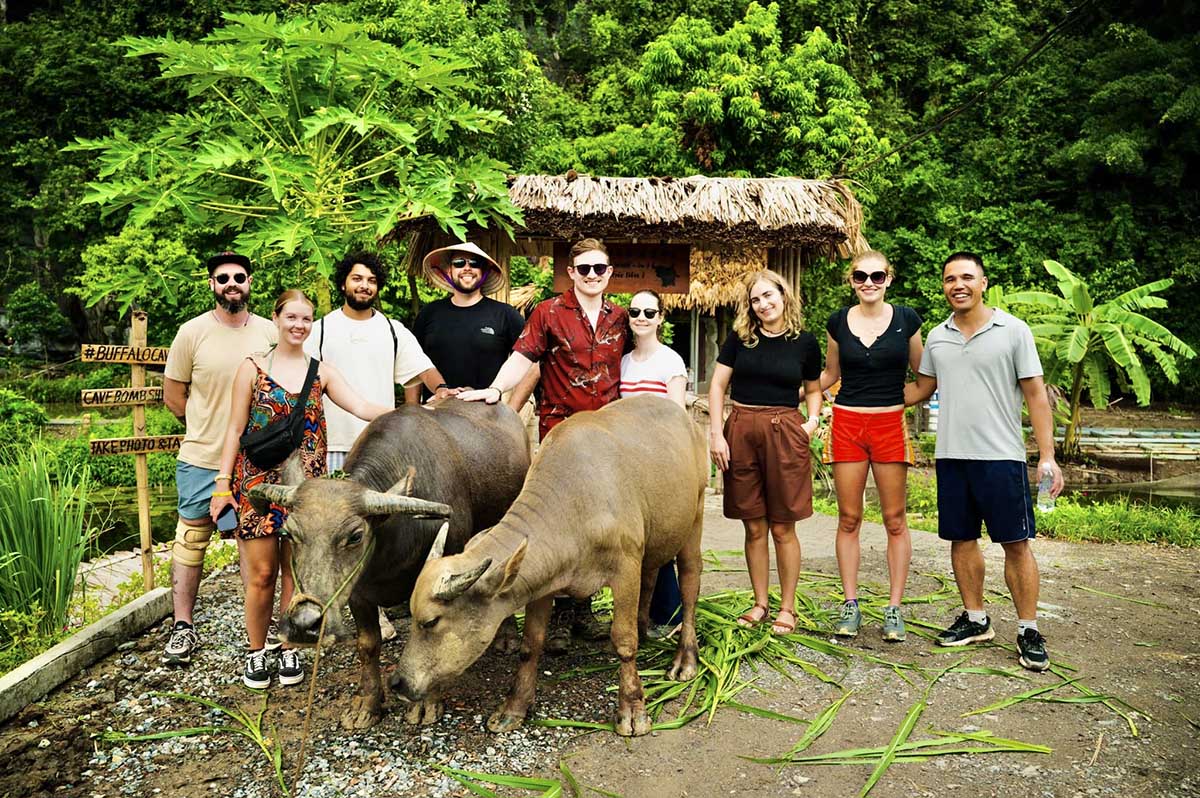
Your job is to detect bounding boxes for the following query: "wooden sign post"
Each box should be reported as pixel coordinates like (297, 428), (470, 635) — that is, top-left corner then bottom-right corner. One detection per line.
(81, 312), (179, 592)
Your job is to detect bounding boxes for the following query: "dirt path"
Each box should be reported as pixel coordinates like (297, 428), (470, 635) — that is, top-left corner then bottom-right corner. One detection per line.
(3, 496), (1198, 797)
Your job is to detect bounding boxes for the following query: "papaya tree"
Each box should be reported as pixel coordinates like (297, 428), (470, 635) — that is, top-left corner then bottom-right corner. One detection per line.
(65, 12), (521, 311)
(1006, 259), (1196, 460)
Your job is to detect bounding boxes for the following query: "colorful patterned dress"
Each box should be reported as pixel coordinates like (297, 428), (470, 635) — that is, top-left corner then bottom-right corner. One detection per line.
(229, 360), (327, 540)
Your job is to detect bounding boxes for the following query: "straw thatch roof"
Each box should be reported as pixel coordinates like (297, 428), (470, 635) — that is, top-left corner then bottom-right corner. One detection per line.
(662, 246), (768, 313)
(506, 174), (866, 254)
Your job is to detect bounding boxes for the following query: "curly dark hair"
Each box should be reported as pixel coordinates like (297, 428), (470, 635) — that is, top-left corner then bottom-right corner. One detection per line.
(333, 251), (388, 294)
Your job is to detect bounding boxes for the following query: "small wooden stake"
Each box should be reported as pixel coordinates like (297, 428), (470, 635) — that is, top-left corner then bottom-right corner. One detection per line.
(130, 310), (154, 591)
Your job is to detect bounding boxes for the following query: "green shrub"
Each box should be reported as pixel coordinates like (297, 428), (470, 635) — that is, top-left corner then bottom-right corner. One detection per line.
(1037, 497), (1199, 547)
(0, 388), (48, 427)
(0, 445), (99, 644)
(4, 284), (70, 360)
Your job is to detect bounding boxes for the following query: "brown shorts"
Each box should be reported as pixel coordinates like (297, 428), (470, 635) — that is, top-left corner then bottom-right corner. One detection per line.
(722, 405), (814, 523)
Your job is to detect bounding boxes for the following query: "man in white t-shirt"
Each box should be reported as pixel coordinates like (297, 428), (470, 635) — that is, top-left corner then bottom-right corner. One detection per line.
(161, 252), (276, 666)
(306, 251), (454, 472)
(305, 251), (453, 639)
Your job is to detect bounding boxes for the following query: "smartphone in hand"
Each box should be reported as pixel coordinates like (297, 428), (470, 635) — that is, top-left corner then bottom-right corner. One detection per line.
(216, 503), (238, 532)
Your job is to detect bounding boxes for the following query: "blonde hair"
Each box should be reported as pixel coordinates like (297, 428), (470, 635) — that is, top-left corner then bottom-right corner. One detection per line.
(273, 289), (314, 317)
(844, 249), (892, 282)
(733, 269), (804, 347)
(569, 238), (608, 261)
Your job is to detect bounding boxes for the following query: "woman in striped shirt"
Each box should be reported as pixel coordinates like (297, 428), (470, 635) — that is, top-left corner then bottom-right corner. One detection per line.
(620, 289), (688, 637)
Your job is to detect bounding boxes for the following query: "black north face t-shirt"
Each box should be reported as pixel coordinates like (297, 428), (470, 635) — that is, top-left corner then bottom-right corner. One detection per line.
(411, 296), (526, 397)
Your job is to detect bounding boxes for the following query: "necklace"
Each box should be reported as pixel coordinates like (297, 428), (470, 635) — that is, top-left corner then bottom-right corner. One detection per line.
(212, 309), (250, 328)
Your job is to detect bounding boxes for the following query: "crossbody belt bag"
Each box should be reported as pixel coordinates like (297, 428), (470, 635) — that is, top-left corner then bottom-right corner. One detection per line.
(239, 358), (320, 471)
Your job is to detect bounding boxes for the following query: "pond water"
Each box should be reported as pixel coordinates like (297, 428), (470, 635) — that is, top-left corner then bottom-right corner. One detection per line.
(1064, 484), (1200, 511)
(87, 485), (179, 558)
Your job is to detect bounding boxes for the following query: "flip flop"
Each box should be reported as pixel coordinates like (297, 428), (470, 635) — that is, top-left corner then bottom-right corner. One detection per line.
(771, 608), (797, 636)
(737, 604), (769, 628)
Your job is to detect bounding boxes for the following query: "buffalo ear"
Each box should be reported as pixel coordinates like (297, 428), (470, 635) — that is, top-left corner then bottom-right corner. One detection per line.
(425, 522), (449, 564)
(387, 466), (417, 497)
(479, 538), (527, 596)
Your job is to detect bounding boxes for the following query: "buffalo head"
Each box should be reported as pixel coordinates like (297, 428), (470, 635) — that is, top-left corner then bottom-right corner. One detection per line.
(391, 525), (527, 702)
(246, 470), (450, 645)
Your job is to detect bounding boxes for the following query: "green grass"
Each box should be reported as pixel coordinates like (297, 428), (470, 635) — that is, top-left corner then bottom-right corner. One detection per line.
(813, 473), (1198, 547)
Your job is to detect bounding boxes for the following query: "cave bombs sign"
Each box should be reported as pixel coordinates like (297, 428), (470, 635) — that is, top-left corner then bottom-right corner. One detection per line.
(551, 242), (690, 294)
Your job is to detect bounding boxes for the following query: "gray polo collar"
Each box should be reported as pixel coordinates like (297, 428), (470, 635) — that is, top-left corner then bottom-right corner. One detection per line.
(942, 307), (1008, 334)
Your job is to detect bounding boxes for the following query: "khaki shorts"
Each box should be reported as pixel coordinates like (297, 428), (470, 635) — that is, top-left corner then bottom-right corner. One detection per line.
(722, 405), (814, 523)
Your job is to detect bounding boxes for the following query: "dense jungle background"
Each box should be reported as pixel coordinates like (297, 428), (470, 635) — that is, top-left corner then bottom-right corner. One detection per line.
(1, 0), (1197, 400)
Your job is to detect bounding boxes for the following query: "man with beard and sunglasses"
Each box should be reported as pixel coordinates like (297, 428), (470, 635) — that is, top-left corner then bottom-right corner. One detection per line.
(411, 242), (530, 409)
(459, 237), (629, 651)
(162, 252), (277, 666)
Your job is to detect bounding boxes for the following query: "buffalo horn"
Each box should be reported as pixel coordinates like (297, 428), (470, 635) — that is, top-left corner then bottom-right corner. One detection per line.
(361, 490), (451, 518)
(247, 483), (298, 507)
(433, 557), (493, 602)
(425, 522), (449, 564)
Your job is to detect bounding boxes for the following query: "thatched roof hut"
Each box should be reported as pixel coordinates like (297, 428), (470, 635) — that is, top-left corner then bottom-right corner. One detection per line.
(394, 173), (867, 389)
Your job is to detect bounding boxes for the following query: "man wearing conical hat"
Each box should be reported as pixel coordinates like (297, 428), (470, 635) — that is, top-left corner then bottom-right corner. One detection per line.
(411, 241), (529, 409)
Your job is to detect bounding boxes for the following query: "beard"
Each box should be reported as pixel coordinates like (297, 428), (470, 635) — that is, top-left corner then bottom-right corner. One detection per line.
(344, 291), (376, 311)
(215, 288), (248, 314)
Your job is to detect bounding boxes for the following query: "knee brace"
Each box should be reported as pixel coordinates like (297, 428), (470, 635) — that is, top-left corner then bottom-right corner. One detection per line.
(172, 519), (215, 568)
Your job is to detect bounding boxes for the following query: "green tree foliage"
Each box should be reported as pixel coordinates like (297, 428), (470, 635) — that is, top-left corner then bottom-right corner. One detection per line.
(531, 3), (891, 179)
(4, 284), (71, 361)
(1006, 260), (1196, 459)
(67, 12), (522, 309)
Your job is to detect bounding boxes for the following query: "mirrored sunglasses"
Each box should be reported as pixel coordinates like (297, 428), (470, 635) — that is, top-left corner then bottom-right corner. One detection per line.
(573, 263), (609, 277)
(449, 257), (485, 270)
(214, 272), (248, 285)
(628, 307), (659, 319)
(851, 270), (888, 286)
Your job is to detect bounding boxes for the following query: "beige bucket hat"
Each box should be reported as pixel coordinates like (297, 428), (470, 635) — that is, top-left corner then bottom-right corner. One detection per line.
(421, 241), (505, 295)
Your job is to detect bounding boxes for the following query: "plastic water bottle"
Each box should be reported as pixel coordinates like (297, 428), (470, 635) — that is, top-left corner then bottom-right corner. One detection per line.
(1036, 465), (1055, 513)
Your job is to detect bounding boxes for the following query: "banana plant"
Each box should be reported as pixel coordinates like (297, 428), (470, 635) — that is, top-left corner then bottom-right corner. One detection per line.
(1005, 260), (1195, 459)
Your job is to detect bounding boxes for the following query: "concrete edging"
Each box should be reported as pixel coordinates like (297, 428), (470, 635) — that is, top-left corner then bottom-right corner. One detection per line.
(0, 586), (172, 725)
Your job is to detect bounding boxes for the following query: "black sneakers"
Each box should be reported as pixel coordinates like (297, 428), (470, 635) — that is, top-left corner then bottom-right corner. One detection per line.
(1017, 628), (1051, 672)
(277, 649), (304, 686)
(162, 621), (198, 666)
(243, 650), (271, 689)
(935, 612), (996, 646)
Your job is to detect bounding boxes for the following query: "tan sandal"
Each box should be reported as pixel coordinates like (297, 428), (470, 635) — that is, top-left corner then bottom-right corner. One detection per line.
(771, 608), (797, 636)
(737, 604), (769, 628)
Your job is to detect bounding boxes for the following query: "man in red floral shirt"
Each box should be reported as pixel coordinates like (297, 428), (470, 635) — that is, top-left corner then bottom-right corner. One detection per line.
(459, 237), (629, 438)
(459, 237), (628, 650)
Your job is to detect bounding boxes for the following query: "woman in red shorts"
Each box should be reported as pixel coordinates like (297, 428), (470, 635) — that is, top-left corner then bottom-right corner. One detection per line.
(709, 270), (822, 635)
(820, 251), (924, 642)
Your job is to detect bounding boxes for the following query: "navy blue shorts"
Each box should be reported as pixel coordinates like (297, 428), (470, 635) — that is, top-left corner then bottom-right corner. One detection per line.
(935, 460), (1036, 543)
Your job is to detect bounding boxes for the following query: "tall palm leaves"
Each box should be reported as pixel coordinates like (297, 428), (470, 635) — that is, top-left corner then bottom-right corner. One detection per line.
(1005, 260), (1195, 459)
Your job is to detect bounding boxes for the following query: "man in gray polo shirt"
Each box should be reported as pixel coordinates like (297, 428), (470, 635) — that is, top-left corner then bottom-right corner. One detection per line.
(907, 251), (1063, 672)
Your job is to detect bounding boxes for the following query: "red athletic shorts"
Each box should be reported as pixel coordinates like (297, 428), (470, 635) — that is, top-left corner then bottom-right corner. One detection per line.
(823, 406), (915, 465)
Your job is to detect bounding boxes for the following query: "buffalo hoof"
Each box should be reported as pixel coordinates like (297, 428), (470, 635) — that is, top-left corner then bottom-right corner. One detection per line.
(403, 698), (443, 726)
(486, 706), (527, 733)
(341, 695), (383, 730)
(614, 704), (652, 737)
(667, 648), (699, 682)
(490, 616), (521, 655)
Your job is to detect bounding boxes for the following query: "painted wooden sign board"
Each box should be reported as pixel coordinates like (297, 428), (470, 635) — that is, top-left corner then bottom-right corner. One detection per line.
(80, 344), (170, 365)
(90, 435), (183, 457)
(80, 387), (163, 407)
(551, 242), (691, 294)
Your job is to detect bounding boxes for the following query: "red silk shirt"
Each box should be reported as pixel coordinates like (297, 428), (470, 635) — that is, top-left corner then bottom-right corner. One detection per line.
(514, 290), (629, 439)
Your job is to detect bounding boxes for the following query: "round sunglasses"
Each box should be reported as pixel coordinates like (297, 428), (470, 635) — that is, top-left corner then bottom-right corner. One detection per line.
(213, 272), (248, 285)
(851, 270), (888, 286)
(628, 307), (660, 319)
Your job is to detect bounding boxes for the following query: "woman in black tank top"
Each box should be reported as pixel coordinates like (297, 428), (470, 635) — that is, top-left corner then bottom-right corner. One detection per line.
(819, 251), (924, 643)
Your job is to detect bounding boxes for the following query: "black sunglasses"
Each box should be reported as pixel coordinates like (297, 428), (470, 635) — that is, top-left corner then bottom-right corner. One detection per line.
(449, 257), (485, 270)
(628, 307), (660, 319)
(214, 272), (248, 285)
(851, 270), (888, 286)
(573, 263), (609, 277)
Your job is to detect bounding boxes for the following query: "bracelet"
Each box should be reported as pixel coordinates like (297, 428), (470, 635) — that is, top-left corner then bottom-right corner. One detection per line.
(491, 386), (503, 399)
(436, 383), (449, 390)
(211, 490), (233, 498)
(214, 474), (232, 482)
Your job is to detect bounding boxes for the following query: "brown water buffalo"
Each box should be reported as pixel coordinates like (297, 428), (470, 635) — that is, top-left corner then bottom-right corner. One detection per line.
(390, 395), (708, 737)
(248, 400), (529, 730)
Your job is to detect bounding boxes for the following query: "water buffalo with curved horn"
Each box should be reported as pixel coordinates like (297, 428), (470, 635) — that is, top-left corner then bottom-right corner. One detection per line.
(391, 395), (708, 736)
(248, 400), (529, 730)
